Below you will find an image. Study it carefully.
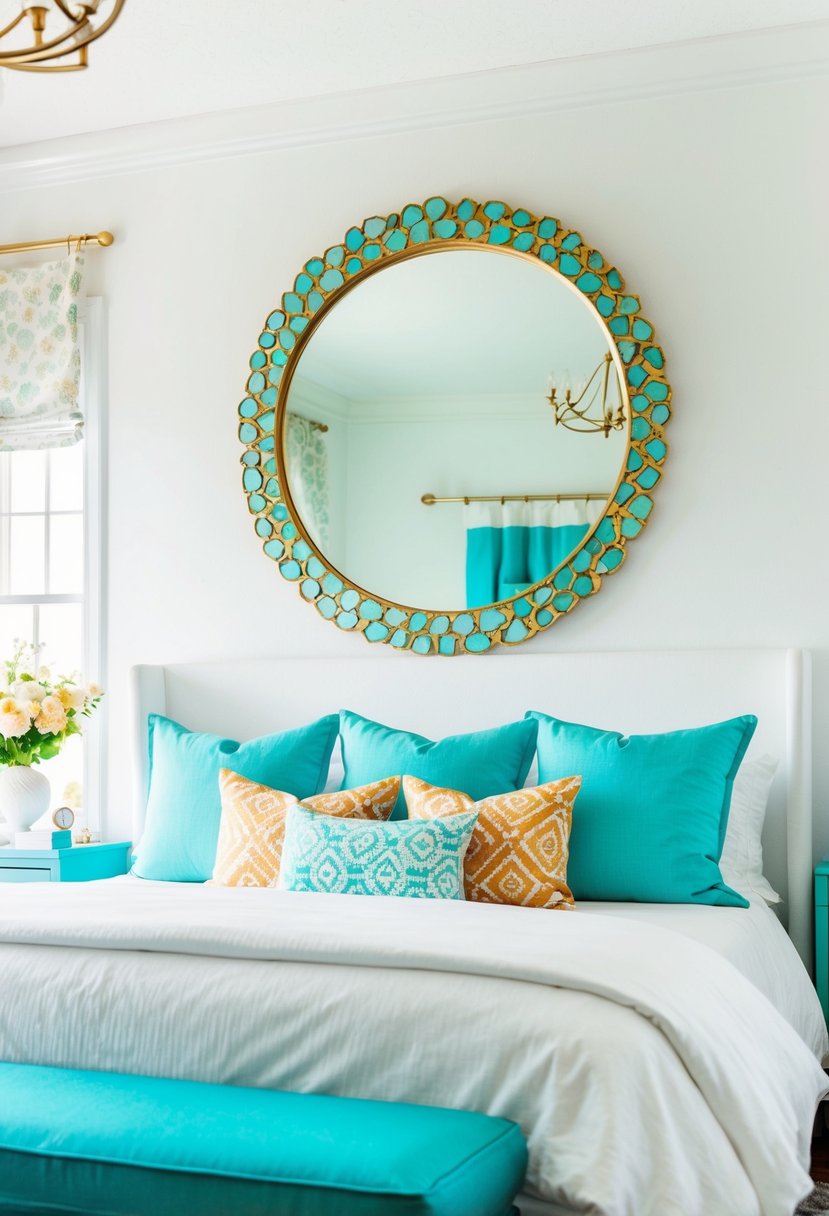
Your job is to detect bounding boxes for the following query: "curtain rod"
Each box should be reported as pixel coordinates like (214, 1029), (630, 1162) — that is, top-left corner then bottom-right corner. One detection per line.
(421, 492), (608, 506)
(0, 231), (114, 257)
(288, 411), (328, 433)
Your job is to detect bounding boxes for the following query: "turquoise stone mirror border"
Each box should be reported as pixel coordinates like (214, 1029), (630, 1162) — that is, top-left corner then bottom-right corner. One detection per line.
(237, 197), (670, 656)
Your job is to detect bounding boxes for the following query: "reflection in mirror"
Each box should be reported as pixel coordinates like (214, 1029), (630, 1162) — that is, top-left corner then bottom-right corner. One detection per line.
(283, 247), (628, 610)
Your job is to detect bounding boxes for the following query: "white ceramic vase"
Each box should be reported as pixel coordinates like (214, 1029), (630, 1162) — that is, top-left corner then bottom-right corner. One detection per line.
(0, 765), (50, 835)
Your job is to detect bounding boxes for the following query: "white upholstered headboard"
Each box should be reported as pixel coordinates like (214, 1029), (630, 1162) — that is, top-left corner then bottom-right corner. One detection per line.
(130, 648), (813, 967)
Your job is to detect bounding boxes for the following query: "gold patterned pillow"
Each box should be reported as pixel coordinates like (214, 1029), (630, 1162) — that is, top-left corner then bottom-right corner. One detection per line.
(404, 775), (581, 909)
(210, 770), (400, 888)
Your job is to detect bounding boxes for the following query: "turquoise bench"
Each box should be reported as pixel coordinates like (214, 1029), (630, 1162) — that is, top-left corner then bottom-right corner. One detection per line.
(0, 1063), (527, 1216)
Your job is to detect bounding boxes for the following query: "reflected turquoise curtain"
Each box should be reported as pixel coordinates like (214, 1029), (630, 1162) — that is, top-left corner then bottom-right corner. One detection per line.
(465, 500), (599, 608)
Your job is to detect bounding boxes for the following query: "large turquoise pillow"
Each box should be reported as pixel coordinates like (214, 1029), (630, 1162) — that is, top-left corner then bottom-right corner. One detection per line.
(280, 803), (478, 900)
(339, 711), (538, 818)
(134, 714), (338, 883)
(527, 711), (757, 906)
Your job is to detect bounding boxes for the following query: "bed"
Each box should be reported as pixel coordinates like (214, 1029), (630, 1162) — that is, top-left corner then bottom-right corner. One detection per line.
(0, 648), (826, 1216)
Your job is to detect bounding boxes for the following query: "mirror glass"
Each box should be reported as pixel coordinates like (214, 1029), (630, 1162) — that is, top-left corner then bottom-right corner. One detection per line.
(283, 247), (628, 610)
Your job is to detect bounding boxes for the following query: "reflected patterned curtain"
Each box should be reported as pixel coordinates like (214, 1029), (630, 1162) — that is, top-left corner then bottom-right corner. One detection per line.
(465, 499), (602, 608)
(0, 253), (85, 451)
(285, 413), (330, 548)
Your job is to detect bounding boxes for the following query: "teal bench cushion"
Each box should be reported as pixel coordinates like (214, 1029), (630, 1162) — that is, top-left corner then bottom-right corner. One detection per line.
(0, 1063), (527, 1216)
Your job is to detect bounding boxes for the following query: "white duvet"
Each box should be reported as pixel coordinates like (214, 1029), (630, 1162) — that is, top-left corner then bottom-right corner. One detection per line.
(0, 880), (825, 1216)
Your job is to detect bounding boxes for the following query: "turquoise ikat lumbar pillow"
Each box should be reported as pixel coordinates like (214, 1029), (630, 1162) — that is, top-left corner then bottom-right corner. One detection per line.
(279, 803), (478, 900)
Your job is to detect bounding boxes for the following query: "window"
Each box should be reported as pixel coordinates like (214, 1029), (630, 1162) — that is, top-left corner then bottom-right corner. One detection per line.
(0, 299), (105, 832)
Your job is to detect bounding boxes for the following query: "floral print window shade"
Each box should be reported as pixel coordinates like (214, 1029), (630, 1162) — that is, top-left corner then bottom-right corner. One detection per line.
(0, 253), (86, 451)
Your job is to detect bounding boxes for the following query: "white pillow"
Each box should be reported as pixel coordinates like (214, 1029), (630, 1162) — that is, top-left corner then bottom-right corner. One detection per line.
(322, 737), (345, 793)
(720, 754), (780, 904)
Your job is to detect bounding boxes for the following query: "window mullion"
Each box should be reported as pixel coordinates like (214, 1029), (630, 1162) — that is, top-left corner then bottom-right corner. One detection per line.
(43, 449), (51, 596)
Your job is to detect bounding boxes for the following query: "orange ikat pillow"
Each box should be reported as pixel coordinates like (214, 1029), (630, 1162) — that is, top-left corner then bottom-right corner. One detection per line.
(210, 770), (399, 887)
(404, 774), (581, 909)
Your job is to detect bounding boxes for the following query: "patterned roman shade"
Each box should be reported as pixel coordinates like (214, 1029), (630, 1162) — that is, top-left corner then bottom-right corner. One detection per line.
(0, 253), (85, 451)
(285, 413), (329, 547)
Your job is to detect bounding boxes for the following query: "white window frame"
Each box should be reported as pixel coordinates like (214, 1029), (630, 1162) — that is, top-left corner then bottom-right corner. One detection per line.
(0, 296), (106, 832)
(80, 296), (107, 835)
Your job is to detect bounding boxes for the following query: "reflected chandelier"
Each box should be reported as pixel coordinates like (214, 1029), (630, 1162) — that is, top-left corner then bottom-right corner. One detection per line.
(547, 351), (626, 438)
(0, 1), (125, 72)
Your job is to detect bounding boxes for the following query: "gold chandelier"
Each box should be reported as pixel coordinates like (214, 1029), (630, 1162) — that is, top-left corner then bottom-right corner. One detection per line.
(0, 1), (125, 72)
(547, 351), (627, 438)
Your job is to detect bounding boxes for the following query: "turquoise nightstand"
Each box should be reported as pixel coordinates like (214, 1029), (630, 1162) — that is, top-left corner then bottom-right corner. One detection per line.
(0, 842), (132, 884)
(815, 855), (829, 1022)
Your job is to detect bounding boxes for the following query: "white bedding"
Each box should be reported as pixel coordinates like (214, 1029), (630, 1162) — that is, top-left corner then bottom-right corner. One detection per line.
(579, 897), (828, 1058)
(0, 879), (825, 1216)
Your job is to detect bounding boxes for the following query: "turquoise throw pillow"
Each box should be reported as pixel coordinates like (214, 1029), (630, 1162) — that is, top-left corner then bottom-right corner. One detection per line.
(527, 711), (757, 906)
(339, 711), (538, 818)
(134, 714), (338, 883)
(280, 804), (478, 900)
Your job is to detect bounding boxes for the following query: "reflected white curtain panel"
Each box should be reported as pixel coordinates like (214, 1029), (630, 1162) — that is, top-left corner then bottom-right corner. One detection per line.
(465, 498), (604, 607)
(285, 413), (330, 548)
(0, 252), (86, 451)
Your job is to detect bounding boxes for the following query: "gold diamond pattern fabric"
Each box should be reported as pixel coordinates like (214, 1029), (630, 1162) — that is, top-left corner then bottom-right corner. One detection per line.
(404, 775), (581, 909)
(210, 770), (400, 888)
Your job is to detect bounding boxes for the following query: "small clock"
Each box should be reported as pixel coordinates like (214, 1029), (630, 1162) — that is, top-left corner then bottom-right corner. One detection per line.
(52, 806), (75, 831)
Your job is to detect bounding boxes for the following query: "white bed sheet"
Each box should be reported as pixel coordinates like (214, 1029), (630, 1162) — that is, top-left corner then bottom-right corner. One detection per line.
(0, 878), (826, 1216)
(578, 897), (828, 1059)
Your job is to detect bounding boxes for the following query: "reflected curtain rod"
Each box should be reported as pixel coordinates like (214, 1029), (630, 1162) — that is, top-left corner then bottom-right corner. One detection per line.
(421, 492), (607, 506)
(0, 230), (114, 257)
(288, 411), (328, 433)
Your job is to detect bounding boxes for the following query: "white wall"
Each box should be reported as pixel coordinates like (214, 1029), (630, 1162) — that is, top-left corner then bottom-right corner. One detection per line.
(3, 29), (828, 859)
(337, 396), (623, 607)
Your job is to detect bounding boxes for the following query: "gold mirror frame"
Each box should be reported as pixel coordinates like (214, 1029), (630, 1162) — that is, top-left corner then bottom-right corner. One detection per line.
(237, 196), (670, 656)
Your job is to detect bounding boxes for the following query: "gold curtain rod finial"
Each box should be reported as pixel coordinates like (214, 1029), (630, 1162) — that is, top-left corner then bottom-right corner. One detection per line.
(0, 230), (116, 257)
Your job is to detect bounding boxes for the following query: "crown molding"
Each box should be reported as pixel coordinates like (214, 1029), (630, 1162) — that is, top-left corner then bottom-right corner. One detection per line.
(1, 20), (827, 194)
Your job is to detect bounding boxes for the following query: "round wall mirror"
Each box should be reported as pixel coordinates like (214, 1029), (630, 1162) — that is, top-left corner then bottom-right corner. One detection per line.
(238, 198), (670, 655)
(284, 247), (627, 610)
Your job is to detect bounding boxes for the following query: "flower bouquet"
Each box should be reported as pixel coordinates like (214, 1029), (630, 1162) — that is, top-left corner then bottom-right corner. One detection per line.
(0, 641), (103, 835)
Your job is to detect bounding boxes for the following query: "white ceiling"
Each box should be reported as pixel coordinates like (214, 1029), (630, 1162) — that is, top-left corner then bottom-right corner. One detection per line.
(293, 248), (610, 400)
(0, 0), (827, 149)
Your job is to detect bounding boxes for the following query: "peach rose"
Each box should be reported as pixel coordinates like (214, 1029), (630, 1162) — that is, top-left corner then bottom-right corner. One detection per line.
(56, 686), (85, 711)
(0, 697), (33, 739)
(35, 696), (67, 735)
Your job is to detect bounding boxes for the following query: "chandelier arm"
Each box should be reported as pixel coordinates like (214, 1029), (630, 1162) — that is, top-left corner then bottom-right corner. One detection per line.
(0, 15), (87, 62)
(0, 0), (124, 65)
(5, 55), (86, 72)
(566, 383), (604, 420)
(569, 403), (601, 422)
(0, 10), (28, 41)
(569, 353), (610, 409)
(559, 420), (609, 434)
(571, 366), (603, 406)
